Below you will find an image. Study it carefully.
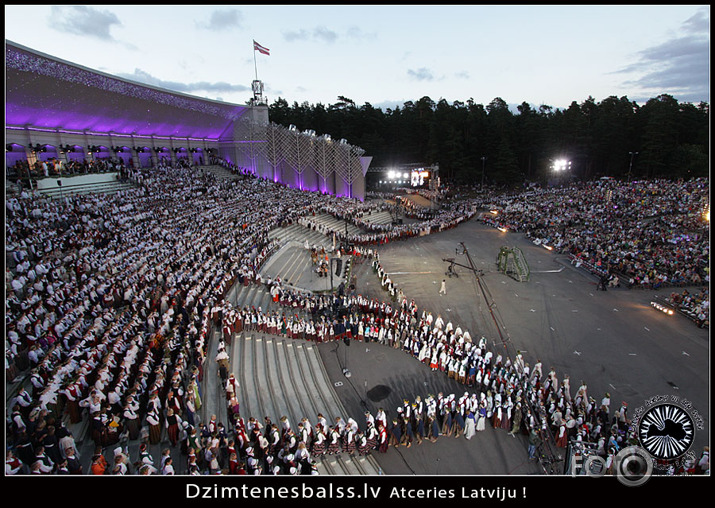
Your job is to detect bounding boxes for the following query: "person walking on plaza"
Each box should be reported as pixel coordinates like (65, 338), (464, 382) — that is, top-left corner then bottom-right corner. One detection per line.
(508, 402), (523, 437)
(464, 410), (476, 440)
(528, 428), (541, 460)
(439, 279), (446, 296)
(377, 422), (389, 453)
(146, 406), (162, 445)
(695, 446), (709, 474)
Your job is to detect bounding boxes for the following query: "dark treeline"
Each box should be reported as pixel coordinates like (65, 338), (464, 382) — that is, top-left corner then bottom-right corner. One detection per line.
(268, 94), (709, 186)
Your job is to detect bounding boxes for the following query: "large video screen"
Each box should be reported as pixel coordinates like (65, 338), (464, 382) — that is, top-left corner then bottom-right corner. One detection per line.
(410, 168), (430, 187)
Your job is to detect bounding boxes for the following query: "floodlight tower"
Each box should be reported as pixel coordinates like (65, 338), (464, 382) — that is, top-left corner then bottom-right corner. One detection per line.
(551, 159), (571, 172)
(627, 151), (638, 180)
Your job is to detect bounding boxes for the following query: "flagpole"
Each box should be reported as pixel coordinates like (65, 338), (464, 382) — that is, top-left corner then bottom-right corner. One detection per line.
(252, 41), (269, 104)
(253, 44), (258, 82)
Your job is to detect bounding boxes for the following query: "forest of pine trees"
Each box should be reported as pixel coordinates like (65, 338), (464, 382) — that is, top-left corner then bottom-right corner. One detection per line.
(267, 93), (709, 187)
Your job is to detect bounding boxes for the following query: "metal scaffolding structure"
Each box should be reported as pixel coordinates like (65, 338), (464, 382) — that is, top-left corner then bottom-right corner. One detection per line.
(284, 125), (316, 191)
(334, 139), (365, 199)
(233, 116), (368, 198)
(236, 115), (265, 178)
(315, 134), (336, 193)
(497, 246), (530, 282)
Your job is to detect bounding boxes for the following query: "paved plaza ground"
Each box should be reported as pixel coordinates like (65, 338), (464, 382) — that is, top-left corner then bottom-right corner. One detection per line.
(318, 215), (710, 476)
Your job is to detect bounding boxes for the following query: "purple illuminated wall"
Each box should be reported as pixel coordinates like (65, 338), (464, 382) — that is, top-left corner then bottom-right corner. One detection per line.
(6, 144), (26, 168)
(66, 150), (85, 163)
(192, 149), (204, 166)
(5, 41), (368, 200)
(138, 152), (153, 168)
(6, 41), (248, 140)
(93, 146), (111, 160)
(175, 148), (188, 161)
(38, 147), (59, 162)
(116, 150), (132, 166)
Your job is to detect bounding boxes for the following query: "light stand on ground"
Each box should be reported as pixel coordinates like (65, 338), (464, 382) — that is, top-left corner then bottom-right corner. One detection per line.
(342, 335), (351, 378)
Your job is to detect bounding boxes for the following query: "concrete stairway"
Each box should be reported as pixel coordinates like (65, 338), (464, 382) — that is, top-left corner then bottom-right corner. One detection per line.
(226, 280), (277, 312)
(357, 209), (395, 226)
(233, 334), (382, 475)
(39, 179), (136, 198)
(203, 165), (244, 181)
(267, 220), (333, 247)
(264, 217), (349, 291)
(267, 210), (396, 249)
(213, 216), (383, 474)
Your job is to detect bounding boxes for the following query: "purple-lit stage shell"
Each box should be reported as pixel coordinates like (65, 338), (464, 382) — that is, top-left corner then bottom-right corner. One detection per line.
(5, 40), (368, 200)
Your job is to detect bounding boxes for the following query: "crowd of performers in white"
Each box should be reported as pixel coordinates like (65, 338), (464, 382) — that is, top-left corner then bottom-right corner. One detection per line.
(5, 164), (709, 475)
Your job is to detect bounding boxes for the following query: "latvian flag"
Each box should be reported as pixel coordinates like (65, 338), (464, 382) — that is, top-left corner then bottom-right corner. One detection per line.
(253, 40), (270, 56)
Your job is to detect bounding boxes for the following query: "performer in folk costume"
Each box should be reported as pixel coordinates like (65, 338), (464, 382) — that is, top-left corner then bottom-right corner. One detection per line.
(310, 427), (326, 457)
(326, 426), (341, 455)
(377, 422), (389, 453)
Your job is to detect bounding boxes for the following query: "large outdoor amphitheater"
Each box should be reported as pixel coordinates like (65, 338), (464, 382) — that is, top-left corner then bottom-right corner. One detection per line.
(5, 40), (709, 483)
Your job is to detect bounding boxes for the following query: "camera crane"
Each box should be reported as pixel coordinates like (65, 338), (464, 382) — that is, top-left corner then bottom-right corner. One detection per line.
(443, 242), (563, 474)
(443, 242), (512, 354)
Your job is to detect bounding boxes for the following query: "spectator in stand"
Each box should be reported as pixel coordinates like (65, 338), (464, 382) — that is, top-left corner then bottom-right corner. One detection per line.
(481, 178), (709, 291)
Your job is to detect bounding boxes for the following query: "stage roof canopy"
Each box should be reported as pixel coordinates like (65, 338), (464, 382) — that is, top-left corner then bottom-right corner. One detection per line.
(5, 40), (249, 140)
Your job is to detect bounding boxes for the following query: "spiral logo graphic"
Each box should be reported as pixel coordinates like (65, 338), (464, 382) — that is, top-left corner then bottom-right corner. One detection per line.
(637, 403), (694, 460)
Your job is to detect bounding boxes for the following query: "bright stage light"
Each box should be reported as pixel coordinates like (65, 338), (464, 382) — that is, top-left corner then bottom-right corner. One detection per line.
(651, 302), (674, 315)
(543, 244), (553, 251)
(387, 170), (396, 179)
(552, 159), (571, 172)
(498, 227), (508, 233)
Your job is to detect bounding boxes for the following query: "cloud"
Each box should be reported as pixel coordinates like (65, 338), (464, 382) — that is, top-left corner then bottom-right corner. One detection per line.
(454, 71), (470, 80)
(407, 67), (435, 81)
(266, 85), (283, 97)
(283, 29), (311, 42)
(682, 8), (710, 34)
(346, 26), (376, 41)
(282, 26), (339, 44)
(49, 6), (122, 42)
(116, 68), (251, 95)
(373, 99), (409, 111)
(313, 26), (338, 44)
(281, 25), (374, 45)
(614, 9), (710, 103)
(195, 9), (243, 31)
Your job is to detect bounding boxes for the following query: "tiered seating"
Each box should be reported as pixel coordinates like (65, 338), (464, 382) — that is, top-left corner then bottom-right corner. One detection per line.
(357, 209), (395, 227)
(38, 179), (136, 198)
(226, 280), (277, 311)
(307, 213), (365, 238)
(265, 215), (354, 290)
(202, 165), (244, 181)
(213, 231), (379, 474)
(267, 222), (333, 248)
